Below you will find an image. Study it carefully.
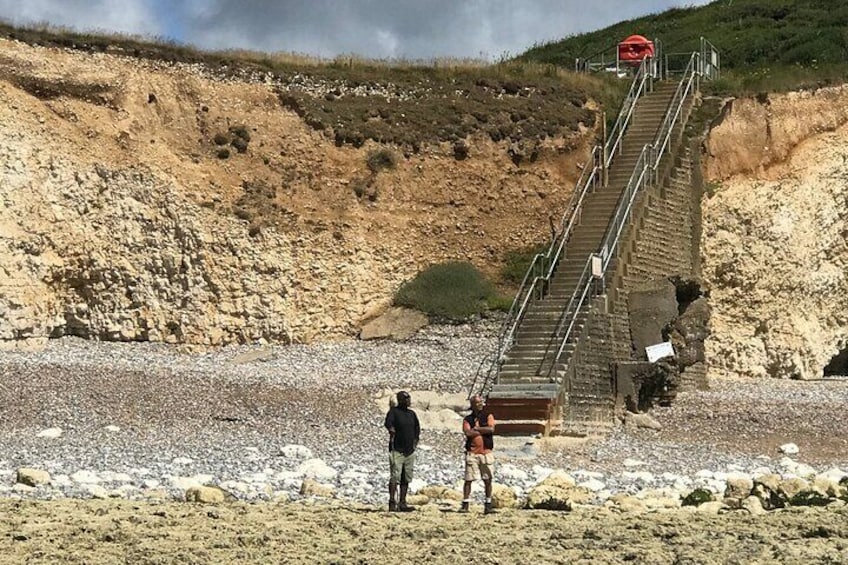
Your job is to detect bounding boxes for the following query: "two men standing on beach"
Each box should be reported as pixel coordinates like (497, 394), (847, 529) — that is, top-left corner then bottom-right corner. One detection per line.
(385, 391), (496, 513)
(384, 390), (420, 512)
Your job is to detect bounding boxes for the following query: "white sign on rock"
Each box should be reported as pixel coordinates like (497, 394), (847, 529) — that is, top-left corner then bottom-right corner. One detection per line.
(646, 342), (675, 363)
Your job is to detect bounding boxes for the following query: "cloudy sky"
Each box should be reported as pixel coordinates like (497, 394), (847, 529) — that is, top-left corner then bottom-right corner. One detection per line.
(0, 0), (712, 60)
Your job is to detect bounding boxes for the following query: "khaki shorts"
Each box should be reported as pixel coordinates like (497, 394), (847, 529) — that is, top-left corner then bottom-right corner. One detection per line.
(464, 452), (494, 481)
(389, 451), (415, 484)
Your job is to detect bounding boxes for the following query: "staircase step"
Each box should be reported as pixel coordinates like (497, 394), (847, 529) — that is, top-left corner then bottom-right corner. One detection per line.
(488, 384), (559, 394)
(488, 388), (559, 399)
(494, 421), (548, 436)
(476, 77), (690, 440)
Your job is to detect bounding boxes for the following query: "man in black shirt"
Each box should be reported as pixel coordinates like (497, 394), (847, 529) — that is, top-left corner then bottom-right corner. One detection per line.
(384, 390), (420, 512)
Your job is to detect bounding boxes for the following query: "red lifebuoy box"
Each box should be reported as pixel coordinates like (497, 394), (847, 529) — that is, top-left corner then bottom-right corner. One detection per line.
(618, 35), (655, 64)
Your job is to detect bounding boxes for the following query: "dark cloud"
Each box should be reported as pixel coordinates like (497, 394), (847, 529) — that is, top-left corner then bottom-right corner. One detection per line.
(0, 0), (712, 60)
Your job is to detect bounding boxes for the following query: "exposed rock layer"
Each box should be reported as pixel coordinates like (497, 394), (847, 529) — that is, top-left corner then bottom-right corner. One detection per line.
(0, 39), (593, 346)
(702, 87), (848, 379)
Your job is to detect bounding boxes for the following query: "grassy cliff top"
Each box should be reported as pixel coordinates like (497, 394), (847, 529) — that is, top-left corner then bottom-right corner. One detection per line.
(0, 20), (623, 150)
(520, 0), (848, 94)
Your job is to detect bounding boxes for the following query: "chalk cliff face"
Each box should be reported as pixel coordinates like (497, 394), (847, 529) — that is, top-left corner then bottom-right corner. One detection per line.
(0, 39), (592, 348)
(702, 87), (848, 379)
(3, 36), (846, 379)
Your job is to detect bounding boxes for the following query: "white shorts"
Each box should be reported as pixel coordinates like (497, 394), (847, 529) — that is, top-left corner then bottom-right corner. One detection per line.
(464, 452), (494, 481)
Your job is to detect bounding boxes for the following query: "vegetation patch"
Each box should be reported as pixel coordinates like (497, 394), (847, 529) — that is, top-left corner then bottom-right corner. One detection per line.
(802, 526), (837, 539)
(231, 136), (249, 153)
(277, 71), (602, 152)
(227, 179), (295, 235)
(394, 261), (499, 321)
(501, 244), (548, 286)
(529, 497), (572, 511)
(0, 22), (618, 154)
(365, 148), (398, 173)
(229, 125), (251, 142)
(681, 488), (713, 507)
(520, 0), (848, 95)
(788, 491), (831, 507)
(5, 73), (113, 106)
(228, 125), (251, 153)
(485, 294), (514, 313)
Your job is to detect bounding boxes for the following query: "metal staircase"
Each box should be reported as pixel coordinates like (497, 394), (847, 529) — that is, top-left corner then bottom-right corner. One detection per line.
(470, 39), (719, 436)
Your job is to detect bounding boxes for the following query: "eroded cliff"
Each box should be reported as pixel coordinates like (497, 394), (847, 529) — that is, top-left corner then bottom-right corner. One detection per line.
(0, 39), (596, 347)
(702, 86), (848, 379)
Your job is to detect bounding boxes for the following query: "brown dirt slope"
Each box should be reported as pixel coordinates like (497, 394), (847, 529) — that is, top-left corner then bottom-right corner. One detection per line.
(0, 36), (608, 345)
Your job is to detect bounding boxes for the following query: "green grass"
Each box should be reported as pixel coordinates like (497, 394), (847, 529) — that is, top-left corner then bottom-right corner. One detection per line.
(501, 244), (547, 286)
(394, 262), (500, 321)
(519, 0), (848, 95)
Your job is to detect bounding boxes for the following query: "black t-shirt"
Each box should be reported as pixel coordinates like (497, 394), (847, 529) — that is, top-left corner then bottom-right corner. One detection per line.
(384, 406), (420, 456)
(463, 410), (494, 452)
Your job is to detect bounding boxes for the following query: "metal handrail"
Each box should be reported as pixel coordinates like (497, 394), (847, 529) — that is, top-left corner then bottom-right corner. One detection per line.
(653, 53), (698, 169)
(700, 37), (720, 81)
(468, 38), (715, 398)
(599, 145), (653, 270)
(576, 37), (663, 79)
(468, 148), (601, 398)
(468, 65), (642, 398)
(467, 352), (496, 399)
(536, 146), (652, 382)
(542, 254), (595, 380)
(575, 45), (618, 73)
(542, 46), (707, 386)
(604, 57), (654, 169)
(499, 146), (601, 350)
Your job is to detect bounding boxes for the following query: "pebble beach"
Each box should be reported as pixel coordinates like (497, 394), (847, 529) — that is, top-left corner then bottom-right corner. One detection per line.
(1, 323), (848, 563)
(1, 321), (846, 505)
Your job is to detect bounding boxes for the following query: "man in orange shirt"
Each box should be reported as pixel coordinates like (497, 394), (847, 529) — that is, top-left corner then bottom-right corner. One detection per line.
(461, 394), (496, 514)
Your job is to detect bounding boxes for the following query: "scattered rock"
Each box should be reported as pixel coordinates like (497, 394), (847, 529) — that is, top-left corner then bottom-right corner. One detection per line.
(417, 486), (463, 502)
(405, 494), (430, 506)
(36, 427), (63, 439)
(300, 479), (334, 498)
(296, 459), (337, 481)
(624, 411), (663, 431)
(491, 484), (518, 509)
(16, 468), (51, 487)
(741, 495), (766, 516)
(779, 443), (800, 455)
(359, 307), (428, 341)
(724, 477), (753, 500)
(186, 486), (228, 504)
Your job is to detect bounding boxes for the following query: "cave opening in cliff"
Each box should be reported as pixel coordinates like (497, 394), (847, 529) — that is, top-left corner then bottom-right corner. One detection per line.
(823, 346), (848, 377)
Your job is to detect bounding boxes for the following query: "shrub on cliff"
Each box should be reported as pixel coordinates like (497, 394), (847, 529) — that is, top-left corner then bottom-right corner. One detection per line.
(366, 148), (398, 173)
(229, 125), (251, 142)
(394, 261), (497, 321)
(501, 244), (547, 286)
